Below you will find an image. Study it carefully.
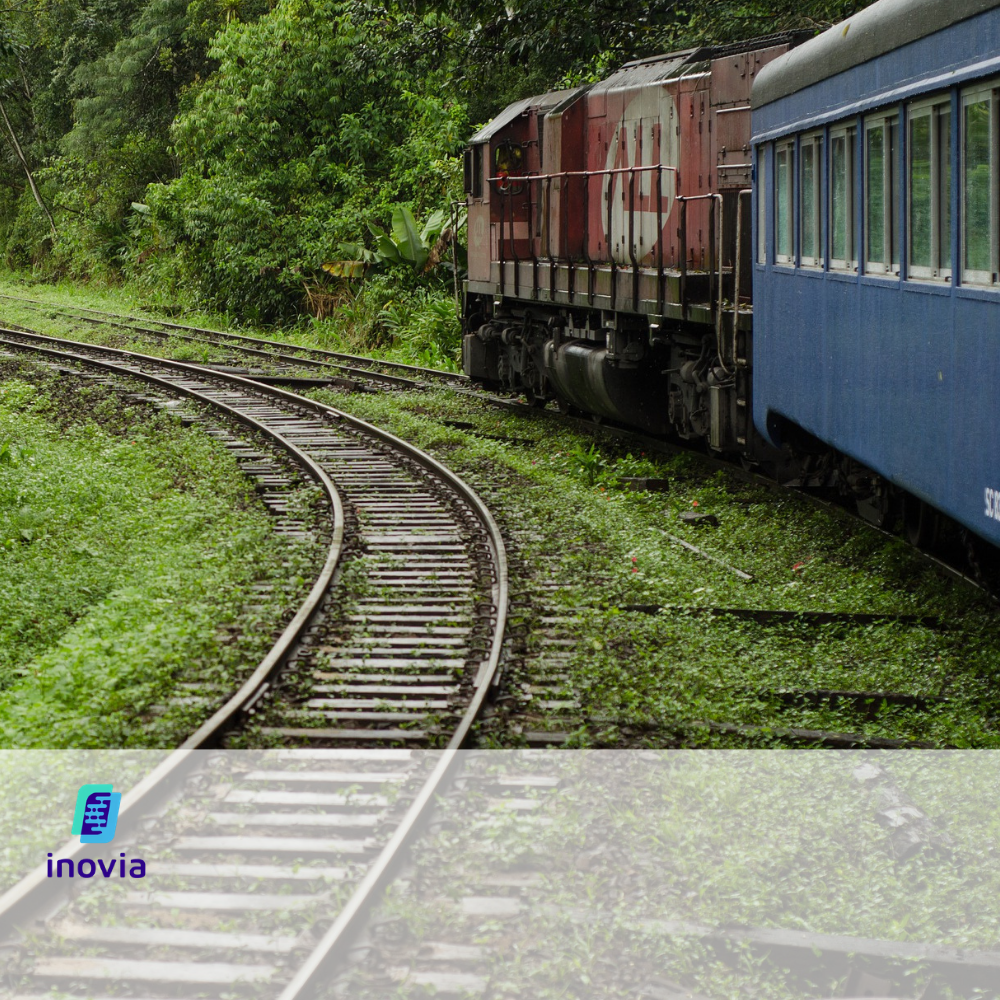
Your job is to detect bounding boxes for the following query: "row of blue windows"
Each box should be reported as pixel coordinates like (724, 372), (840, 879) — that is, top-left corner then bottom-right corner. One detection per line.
(755, 82), (1000, 286)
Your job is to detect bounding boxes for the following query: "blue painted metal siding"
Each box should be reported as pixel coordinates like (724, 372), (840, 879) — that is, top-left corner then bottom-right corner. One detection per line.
(752, 6), (1000, 545)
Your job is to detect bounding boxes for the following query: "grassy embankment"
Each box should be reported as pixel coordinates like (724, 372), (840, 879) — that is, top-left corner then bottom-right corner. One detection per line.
(0, 356), (321, 748)
(336, 752), (1000, 999)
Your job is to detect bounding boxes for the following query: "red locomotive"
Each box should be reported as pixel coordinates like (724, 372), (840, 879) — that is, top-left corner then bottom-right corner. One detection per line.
(462, 36), (801, 450)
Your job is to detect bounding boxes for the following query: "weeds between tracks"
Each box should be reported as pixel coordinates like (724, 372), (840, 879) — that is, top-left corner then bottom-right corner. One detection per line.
(308, 387), (1000, 748)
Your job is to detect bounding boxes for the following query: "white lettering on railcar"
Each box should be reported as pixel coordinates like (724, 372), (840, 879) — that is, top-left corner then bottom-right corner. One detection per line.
(984, 487), (1000, 521)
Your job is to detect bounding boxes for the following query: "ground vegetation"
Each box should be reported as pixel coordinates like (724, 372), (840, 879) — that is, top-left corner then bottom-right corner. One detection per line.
(4, 279), (999, 747)
(0, 355), (320, 747)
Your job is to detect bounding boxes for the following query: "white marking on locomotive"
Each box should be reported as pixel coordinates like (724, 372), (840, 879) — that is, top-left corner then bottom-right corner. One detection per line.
(472, 214), (486, 250)
(602, 91), (679, 265)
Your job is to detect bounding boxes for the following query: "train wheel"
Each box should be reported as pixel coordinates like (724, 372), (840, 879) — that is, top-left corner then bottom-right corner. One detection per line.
(523, 387), (548, 409)
(903, 493), (939, 550)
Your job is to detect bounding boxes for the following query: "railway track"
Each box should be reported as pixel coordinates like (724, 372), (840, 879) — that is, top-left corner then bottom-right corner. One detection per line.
(0, 294), (471, 393)
(0, 325), (507, 747)
(0, 326), (509, 999)
(299, 753), (1000, 1000)
(5, 751), (996, 1000)
(0, 293), (992, 598)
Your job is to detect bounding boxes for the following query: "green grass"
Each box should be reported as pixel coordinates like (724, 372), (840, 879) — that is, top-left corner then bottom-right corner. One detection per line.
(333, 751), (1000, 999)
(0, 359), (320, 747)
(303, 388), (1000, 748)
(0, 268), (462, 371)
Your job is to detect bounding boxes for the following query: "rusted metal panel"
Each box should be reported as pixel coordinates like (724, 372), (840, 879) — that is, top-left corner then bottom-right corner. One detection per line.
(711, 44), (791, 189)
(583, 72), (704, 268)
(467, 148), (490, 282)
(540, 91), (588, 260)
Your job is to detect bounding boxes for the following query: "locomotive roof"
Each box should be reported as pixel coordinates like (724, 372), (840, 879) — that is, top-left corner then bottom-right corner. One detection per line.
(588, 49), (706, 95)
(469, 32), (811, 145)
(468, 87), (587, 143)
(753, 0), (1000, 108)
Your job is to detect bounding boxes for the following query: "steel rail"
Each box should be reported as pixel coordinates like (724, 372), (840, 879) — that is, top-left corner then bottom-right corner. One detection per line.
(12, 297), (978, 607)
(3, 327), (511, 721)
(0, 327), (509, 708)
(5, 300), (430, 389)
(0, 330), (346, 938)
(0, 293), (471, 387)
(24, 292), (974, 610)
(0, 328), (348, 748)
(0, 329), (508, 998)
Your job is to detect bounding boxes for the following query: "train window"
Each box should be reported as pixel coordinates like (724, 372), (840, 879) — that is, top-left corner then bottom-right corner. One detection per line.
(756, 145), (767, 263)
(799, 133), (823, 266)
(866, 123), (886, 267)
(464, 145), (484, 199)
(473, 145), (484, 198)
(908, 99), (951, 280)
(829, 126), (856, 269)
(775, 141), (793, 263)
(865, 114), (899, 274)
(962, 86), (995, 284)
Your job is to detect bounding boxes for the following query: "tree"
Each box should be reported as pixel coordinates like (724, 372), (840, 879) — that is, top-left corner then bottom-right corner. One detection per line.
(0, 26), (55, 237)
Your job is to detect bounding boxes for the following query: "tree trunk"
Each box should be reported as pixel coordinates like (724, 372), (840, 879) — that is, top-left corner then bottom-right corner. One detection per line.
(0, 92), (55, 238)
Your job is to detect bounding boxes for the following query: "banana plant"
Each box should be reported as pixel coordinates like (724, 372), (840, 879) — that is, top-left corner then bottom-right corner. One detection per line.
(323, 204), (465, 278)
(368, 204), (446, 270)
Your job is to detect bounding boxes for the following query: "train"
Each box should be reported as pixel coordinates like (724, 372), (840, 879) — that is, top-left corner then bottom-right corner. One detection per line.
(460, 0), (1000, 559)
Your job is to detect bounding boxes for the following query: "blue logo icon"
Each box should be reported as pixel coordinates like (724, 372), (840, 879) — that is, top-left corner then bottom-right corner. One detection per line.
(72, 785), (121, 844)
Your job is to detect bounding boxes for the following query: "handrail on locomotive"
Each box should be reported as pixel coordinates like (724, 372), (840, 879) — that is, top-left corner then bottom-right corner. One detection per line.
(486, 161), (747, 333)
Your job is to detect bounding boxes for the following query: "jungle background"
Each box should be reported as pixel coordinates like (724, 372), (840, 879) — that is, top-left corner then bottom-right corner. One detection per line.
(0, 0), (867, 363)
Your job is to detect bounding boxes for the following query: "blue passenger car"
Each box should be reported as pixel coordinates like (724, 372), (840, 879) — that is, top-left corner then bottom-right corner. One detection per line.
(752, 0), (1000, 547)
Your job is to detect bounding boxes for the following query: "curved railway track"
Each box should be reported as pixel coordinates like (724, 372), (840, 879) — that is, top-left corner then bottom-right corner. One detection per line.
(0, 325), (507, 747)
(0, 326), (508, 1000)
(0, 293), (994, 599)
(0, 307), (994, 996)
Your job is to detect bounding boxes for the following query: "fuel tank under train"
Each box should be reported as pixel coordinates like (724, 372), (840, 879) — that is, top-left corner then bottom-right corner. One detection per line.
(543, 341), (673, 437)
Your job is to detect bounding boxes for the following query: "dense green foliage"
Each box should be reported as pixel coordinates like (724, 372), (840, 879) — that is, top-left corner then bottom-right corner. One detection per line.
(0, 0), (867, 335)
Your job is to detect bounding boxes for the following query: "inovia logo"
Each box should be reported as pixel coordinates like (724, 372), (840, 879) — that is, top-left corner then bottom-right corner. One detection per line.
(72, 784), (122, 844)
(46, 784), (145, 880)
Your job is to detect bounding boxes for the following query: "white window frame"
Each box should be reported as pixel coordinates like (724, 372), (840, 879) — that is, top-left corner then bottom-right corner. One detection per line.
(864, 112), (899, 275)
(829, 124), (857, 271)
(774, 140), (794, 264)
(960, 83), (997, 286)
(756, 144), (768, 264)
(907, 95), (953, 282)
(799, 130), (823, 267)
